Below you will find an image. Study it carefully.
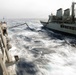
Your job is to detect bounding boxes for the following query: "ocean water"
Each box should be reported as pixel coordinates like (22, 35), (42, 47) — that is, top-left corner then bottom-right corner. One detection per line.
(6, 19), (76, 75)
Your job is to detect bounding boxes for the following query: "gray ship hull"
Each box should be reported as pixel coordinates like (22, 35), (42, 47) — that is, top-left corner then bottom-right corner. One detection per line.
(41, 22), (76, 36)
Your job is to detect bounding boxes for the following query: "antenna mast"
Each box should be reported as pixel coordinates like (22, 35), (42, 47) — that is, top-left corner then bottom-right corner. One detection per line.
(71, 2), (76, 23)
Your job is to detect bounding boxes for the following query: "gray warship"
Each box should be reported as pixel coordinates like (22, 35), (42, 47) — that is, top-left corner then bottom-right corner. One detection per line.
(41, 2), (76, 35)
(0, 21), (19, 75)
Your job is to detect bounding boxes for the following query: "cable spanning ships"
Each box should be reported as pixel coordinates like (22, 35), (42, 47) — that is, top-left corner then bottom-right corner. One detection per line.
(41, 2), (76, 35)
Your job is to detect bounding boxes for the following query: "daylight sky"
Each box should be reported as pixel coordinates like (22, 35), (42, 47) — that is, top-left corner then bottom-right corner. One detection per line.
(0, 0), (75, 19)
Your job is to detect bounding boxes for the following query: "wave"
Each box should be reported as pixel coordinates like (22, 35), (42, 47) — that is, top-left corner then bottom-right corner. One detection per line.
(8, 19), (76, 75)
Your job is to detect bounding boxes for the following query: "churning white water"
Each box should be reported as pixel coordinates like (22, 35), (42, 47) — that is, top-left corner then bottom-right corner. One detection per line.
(6, 19), (76, 75)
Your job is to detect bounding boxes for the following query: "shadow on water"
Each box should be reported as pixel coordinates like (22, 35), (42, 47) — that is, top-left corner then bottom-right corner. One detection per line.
(16, 58), (38, 75)
(42, 27), (76, 47)
(24, 27), (36, 31)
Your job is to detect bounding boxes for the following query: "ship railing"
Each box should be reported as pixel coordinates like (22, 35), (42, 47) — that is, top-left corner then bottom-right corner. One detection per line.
(0, 22), (17, 75)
